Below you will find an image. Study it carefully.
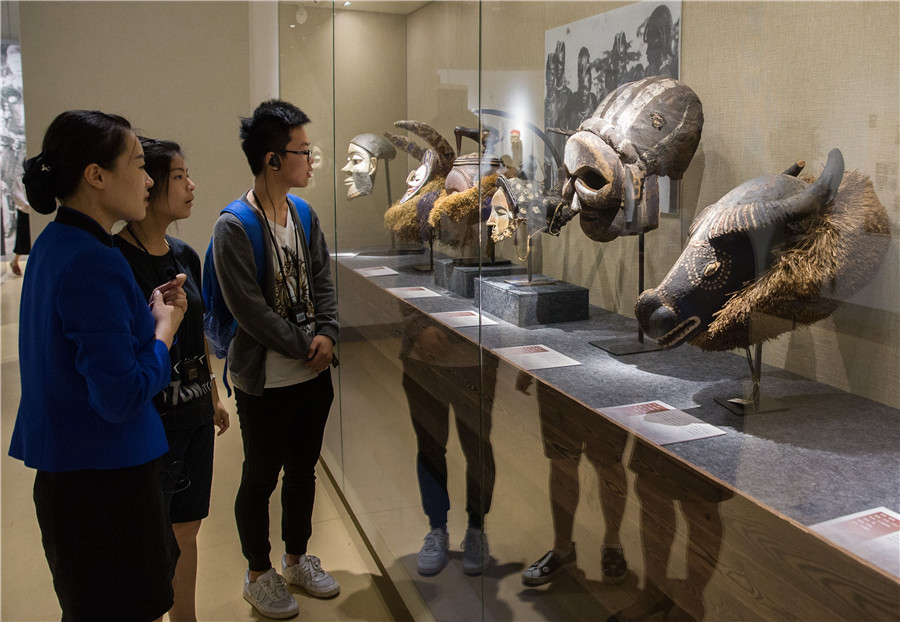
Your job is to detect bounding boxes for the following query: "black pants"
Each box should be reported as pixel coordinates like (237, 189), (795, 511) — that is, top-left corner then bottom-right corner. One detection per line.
(234, 371), (333, 572)
(34, 458), (177, 622)
(13, 209), (30, 255)
(402, 361), (496, 530)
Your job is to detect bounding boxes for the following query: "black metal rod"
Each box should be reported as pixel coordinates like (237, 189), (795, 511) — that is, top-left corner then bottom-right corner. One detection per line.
(383, 159), (392, 205)
(638, 233), (645, 343)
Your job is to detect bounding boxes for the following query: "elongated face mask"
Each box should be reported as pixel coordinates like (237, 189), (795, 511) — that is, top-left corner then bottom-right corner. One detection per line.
(342, 142), (376, 199)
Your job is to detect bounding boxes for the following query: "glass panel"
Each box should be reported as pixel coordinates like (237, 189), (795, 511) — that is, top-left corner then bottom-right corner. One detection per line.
(283, 1), (900, 620)
(279, 2), (342, 485)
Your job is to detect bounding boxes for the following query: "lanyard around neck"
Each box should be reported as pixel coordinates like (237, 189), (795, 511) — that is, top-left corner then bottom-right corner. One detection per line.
(251, 190), (303, 305)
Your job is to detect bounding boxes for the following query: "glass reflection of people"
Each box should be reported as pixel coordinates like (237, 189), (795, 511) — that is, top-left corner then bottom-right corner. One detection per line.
(521, 377), (630, 586)
(9, 110), (187, 622)
(114, 137), (230, 622)
(608, 441), (727, 622)
(341, 133), (396, 200)
(400, 303), (498, 576)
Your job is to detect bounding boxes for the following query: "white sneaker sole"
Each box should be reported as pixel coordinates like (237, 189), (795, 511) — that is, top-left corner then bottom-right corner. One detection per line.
(243, 591), (299, 619)
(299, 582), (340, 598)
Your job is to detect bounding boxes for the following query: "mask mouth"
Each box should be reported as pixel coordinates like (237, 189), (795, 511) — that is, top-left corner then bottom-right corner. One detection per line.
(563, 130), (625, 219)
(571, 189), (622, 242)
(656, 316), (701, 349)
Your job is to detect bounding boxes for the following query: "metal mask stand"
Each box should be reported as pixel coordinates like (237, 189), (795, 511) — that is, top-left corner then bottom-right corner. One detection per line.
(503, 228), (553, 287)
(411, 230), (435, 272)
(715, 343), (787, 415)
(590, 233), (662, 355)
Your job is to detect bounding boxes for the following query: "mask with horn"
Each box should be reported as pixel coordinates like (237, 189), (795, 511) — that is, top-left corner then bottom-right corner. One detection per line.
(636, 149), (891, 351)
(383, 120), (456, 244)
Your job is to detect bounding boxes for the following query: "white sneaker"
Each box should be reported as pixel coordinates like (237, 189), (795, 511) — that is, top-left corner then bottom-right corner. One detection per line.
(461, 528), (490, 575)
(243, 568), (299, 619)
(417, 526), (449, 576)
(282, 553), (340, 598)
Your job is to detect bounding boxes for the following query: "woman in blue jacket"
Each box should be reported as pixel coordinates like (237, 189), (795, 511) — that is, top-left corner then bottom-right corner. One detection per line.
(9, 110), (187, 622)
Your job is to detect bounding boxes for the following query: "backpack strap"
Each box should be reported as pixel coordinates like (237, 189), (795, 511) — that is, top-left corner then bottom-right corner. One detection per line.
(206, 199), (267, 397)
(222, 199), (266, 283)
(287, 194), (312, 246)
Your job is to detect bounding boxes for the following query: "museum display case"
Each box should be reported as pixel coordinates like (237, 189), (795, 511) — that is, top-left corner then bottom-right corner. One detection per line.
(280, 1), (898, 620)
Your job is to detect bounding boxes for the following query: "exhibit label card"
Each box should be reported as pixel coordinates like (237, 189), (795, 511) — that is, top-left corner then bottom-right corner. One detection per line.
(493, 345), (581, 370)
(598, 400), (726, 446)
(811, 507), (900, 578)
(387, 286), (441, 299)
(432, 310), (498, 327)
(354, 266), (398, 277)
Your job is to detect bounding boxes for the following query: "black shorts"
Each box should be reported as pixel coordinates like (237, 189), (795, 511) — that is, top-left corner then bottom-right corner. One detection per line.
(162, 421), (215, 523)
(536, 382), (628, 465)
(33, 458), (178, 622)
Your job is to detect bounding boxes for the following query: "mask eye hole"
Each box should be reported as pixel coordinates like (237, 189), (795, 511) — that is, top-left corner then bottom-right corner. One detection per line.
(703, 261), (720, 277)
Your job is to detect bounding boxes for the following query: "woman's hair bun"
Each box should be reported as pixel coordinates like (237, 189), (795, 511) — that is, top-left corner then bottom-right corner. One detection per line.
(22, 153), (59, 215)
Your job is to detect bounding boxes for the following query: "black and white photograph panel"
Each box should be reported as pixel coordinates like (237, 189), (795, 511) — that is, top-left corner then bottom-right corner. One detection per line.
(544, 2), (682, 214)
(1, 41), (27, 254)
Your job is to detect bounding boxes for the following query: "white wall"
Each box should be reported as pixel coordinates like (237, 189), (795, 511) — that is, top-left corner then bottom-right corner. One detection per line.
(18, 1), (259, 255)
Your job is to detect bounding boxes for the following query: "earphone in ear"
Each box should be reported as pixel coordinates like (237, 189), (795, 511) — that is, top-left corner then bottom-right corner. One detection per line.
(269, 154), (282, 171)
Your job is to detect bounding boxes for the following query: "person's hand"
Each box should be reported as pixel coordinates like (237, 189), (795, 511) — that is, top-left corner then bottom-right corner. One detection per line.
(150, 273), (187, 314)
(515, 370), (534, 395)
(306, 335), (334, 373)
(213, 400), (230, 436)
(150, 289), (185, 349)
(413, 326), (449, 362)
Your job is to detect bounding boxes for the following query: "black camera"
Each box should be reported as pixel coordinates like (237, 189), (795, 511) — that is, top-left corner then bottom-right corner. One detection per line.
(289, 303), (313, 328)
(180, 357), (201, 382)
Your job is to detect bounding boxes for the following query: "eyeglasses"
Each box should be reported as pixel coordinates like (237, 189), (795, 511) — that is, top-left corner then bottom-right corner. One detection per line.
(284, 149), (313, 161)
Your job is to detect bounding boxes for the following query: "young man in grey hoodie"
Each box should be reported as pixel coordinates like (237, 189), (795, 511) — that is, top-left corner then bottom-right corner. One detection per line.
(211, 99), (339, 620)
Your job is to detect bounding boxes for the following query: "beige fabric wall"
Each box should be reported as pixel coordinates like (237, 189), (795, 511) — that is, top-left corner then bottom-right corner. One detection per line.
(18, 1), (255, 256)
(682, 1), (899, 407)
(278, 3), (337, 246)
(278, 5), (408, 251)
(403, 1), (899, 407)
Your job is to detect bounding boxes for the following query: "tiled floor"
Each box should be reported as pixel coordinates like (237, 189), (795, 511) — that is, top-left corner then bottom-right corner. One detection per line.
(0, 261), (403, 622)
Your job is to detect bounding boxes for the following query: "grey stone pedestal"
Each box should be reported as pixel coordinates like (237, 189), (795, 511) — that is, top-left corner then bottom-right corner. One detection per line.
(474, 275), (589, 327)
(433, 258), (526, 298)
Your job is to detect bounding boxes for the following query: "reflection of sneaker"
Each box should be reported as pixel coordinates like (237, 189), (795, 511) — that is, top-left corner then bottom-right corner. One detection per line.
(243, 568), (299, 619)
(601, 544), (628, 584)
(282, 554), (340, 598)
(417, 526), (449, 576)
(522, 546), (577, 586)
(461, 528), (490, 575)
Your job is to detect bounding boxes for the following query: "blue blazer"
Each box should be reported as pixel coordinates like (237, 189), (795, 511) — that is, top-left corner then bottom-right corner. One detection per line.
(9, 208), (170, 471)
